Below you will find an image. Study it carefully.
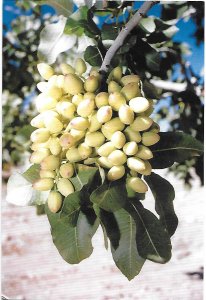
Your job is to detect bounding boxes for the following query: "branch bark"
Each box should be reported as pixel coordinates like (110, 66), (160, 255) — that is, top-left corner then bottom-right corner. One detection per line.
(100, 1), (158, 73)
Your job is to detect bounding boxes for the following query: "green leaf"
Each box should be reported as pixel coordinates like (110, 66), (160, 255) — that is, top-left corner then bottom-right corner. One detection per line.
(126, 202), (172, 263)
(33, 0), (73, 17)
(38, 16), (76, 64)
(90, 180), (127, 212)
(142, 79), (160, 99)
(70, 166), (98, 191)
(64, 18), (84, 36)
(46, 206), (99, 264)
(6, 169), (49, 206)
(111, 208), (146, 281)
(145, 173), (178, 236)
(101, 24), (119, 40)
(84, 45), (102, 66)
(139, 17), (156, 34)
(150, 132), (204, 169)
(23, 164), (40, 183)
(60, 191), (81, 226)
(145, 51), (160, 72)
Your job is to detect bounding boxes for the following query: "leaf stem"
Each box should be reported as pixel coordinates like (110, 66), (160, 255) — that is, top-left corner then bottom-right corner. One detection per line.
(99, 1), (158, 73)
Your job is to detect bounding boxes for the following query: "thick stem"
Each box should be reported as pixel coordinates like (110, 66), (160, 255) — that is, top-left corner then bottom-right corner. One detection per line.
(100, 1), (158, 73)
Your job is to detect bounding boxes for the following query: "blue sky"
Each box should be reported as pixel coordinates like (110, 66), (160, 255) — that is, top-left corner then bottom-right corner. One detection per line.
(3, 1), (204, 77)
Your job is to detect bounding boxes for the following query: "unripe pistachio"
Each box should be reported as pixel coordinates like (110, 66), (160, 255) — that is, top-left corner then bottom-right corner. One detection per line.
(129, 97), (150, 113)
(59, 163), (74, 178)
(69, 117), (89, 131)
(48, 191), (62, 213)
(33, 178), (54, 191)
(120, 74), (140, 86)
(46, 86), (62, 99)
(119, 104), (134, 125)
(83, 92), (96, 101)
(78, 143), (92, 159)
(123, 141), (138, 156)
(30, 149), (50, 164)
(57, 178), (74, 197)
(103, 117), (125, 134)
(30, 128), (50, 143)
(108, 150), (127, 166)
(136, 145), (153, 160)
(64, 74), (84, 95)
(84, 75), (99, 92)
(108, 92), (126, 111)
(111, 131), (126, 149)
(66, 147), (82, 162)
(97, 106), (113, 123)
(37, 63), (54, 80)
(140, 99), (154, 116)
(77, 99), (95, 117)
(49, 137), (62, 156)
(149, 122), (160, 133)
(97, 142), (116, 157)
(97, 156), (113, 169)
(44, 116), (63, 134)
(85, 132), (105, 147)
(101, 126), (113, 140)
(70, 129), (85, 142)
(56, 75), (65, 89)
(130, 116), (153, 131)
(60, 63), (75, 75)
(40, 170), (56, 179)
(142, 132), (160, 146)
(107, 165), (125, 181)
(127, 177), (148, 193)
(30, 140), (50, 151)
(37, 82), (48, 93)
(95, 92), (109, 108)
(124, 127), (141, 143)
(41, 155), (60, 171)
(138, 160), (152, 176)
(56, 101), (76, 119)
(112, 66), (122, 82)
(59, 133), (76, 149)
(121, 82), (141, 101)
(88, 112), (102, 132)
(108, 81), (121, 93)
(75, 58), (87, 75)
(30, 114), (45, 128)
(36, 94), (57, 112)
(127, 157), (146, 172)
(90, 67), (101, 81)
(72, 94), (84, 106)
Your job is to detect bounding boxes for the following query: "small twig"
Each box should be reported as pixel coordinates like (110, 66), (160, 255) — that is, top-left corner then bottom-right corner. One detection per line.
(100, 1), (158, 73)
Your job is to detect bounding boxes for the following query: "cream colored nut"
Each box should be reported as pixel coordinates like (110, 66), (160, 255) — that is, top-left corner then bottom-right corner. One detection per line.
(56, 75), (65, 89)
(124, 126), (141, 143)
(75, 58), (86, 75)
(108, 81), (121, 93)
(127, 157), (146, 172)
(66, 148), (82, 162)
(119, 104), (134, 125)
(138, 160), (152, 176)
(129, 97), (150, 113)
(70, 129), (85, 142)
(49, 137), (62, 156)
(103, 117), (125, 134)
(108, 150), (127, 166)
(107, 165), (125, 181)
(97, 156), (113, 169)
(69, 117), (89, 131)
(95, 92), (109, 108)
(72, 94), (84, 106)
(84, 75), (99, 92)
(30, 128), (50, 143)
(97, 106), (113, 123)
(121, 82), (141, 101)
(60, 63), (75, 75)
(111, 131), (126, 149)
(46, 86), (62, 99)
(78, 143), (93, 159)
(77, 99), (95, 117)
(111, 66), (122, 82)
(40, 155), (60, 171)
(37, 63), (54, 80)
(39, 170), (56, 179)
(44, 117), (63, 134)
(101, 126), (114, 140)
(59, 163), (74, 178)
(149, 122), (160, 133)
(130, 116), (153, 131)
(57, 178), (74, 197)
(85, 132), (105, 147)
(142, 132), (160, 146)
(36, 94), (57, 112)
(48, 191), (62, 213)
(59, 133), (76, 149)
(30, 114), (45, 128)
(120, 75), (140, 86)
(136, 145), (153, 160)
(127, 177), (148, 193)
(33, 178), (54, 191)
(108, 92), (126, 111)
(88, 112), (102, 132)
(123, 142), (138, 156)
(30, 149), (50, 164)
(97, 142), (116, 157)
(56, 101), (76, 119)
(37, 82), (48, 93)
(84, 92), (96, 101)
(64, 74), (83, 95)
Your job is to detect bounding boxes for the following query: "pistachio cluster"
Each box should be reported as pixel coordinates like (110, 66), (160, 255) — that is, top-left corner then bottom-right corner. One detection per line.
(30, 59), (160, 212)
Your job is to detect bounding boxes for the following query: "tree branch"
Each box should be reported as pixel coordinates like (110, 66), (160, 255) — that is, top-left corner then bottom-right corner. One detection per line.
(100, 1), (158, 73)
